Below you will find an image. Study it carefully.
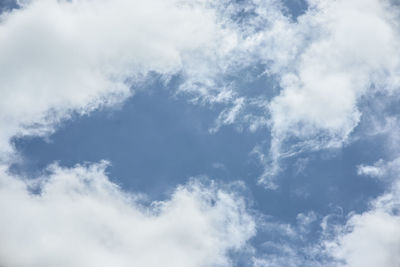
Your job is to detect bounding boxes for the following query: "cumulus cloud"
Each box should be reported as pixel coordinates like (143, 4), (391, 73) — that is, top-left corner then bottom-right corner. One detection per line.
(271, 0), (400, 145)
(326, 178), (400, 267)
(0, 0), (239, 157)
(250, 0), (400, 183)
(0, 162), (255, 267)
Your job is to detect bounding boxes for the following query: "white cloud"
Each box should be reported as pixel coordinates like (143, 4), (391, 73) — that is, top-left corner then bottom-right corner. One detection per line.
(250, 0), (400, 182)
(252, 193), (400, 267)
(303, 158), (400, 266)
(357, 157), (400, 181)
(251, 210), (330, 267)
(357, 164), (385, 178)
(331, 211), (400, 267)
(357, 159), (387, 179)
(210, 97), (245, 133)
(0, 162), (255, 267)
(326, 179), (400, 267)
(0, 0), (238, 157)
(250, 157), (400, 266)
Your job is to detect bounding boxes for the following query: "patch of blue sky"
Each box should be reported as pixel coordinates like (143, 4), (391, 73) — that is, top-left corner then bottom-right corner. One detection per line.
(281, 0), (308, 19)
(0, 0), (18, 13)
(11, 72), (386, 224)
(10, 79), (265, 199)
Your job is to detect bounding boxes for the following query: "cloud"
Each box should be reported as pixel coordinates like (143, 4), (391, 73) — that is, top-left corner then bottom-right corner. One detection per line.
(357, 157), (400, 181)
(209, 97), (245, 133)
(0, 162), (255, 267)
(330, 210), (400, 267)
(326, 178), (400, 267)
(269, 0), (400, 142)
(248, 151), (400, 267)
(291, 157), (400, 266)
(357, 161), (386, 178)
(0, 0), (239, 157)
(250, 0), (400, 183)
(251, 187), (400, 267)
(252, 158), (400, 266)
(250, 210), (331, 267)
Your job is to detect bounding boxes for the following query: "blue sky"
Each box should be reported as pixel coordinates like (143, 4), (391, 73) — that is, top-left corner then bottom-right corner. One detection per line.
(11, 75), (384, 220)
(1, 0), (400, 266)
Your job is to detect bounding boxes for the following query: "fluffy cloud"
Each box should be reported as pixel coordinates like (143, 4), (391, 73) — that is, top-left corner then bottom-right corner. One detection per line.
(0, 162), (255, 267)
(331, 211), (400, 267)
(250, 0), (400, 183)
(271, 0), (400, 145)
(327, 179), (400, 267)
(0, 0), (238, 157)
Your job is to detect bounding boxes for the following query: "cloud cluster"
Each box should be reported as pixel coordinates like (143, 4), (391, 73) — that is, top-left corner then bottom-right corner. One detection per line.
(0, 162), (255, 267)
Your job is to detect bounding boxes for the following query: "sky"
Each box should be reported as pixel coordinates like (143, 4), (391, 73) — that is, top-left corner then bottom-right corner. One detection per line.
(1, 0), (400, 266)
